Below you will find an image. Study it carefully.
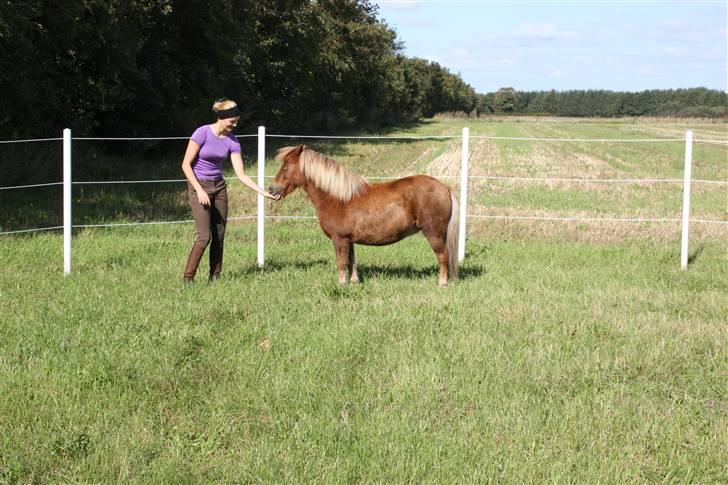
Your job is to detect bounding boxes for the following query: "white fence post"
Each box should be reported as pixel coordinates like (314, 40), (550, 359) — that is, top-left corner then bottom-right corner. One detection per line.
(680, 130), (693, 270)
(257, 126), (266, 267)
(63, 128), (72, 275)
(458, 127), (469, 263)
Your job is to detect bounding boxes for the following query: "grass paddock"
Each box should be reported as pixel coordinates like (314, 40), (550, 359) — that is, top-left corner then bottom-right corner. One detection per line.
(1, 221), (726, 482)
(1, 118), (726, 482)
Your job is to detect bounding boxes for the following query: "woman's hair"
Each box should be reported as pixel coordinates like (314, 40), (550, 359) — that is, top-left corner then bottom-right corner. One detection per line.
(212, 98), (237, 113)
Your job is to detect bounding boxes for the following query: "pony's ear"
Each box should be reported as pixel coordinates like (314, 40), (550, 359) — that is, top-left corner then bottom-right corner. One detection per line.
(296, 144), (306, 155)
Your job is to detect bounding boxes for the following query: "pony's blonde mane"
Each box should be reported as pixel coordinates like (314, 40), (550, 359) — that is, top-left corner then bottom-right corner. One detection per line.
(276, 146), (370, 202)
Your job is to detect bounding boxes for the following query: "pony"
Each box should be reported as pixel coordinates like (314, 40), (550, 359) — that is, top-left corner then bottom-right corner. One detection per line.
(269, 145), (459, 287)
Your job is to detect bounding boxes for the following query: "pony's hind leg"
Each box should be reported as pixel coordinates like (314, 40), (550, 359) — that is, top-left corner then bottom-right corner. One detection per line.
(423, 233), (449, 287)
(348, 244), (359, 283)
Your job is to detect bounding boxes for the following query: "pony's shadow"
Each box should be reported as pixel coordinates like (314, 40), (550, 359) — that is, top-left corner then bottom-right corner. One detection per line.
(226, 259), (484, 282)
(357, 263), (485, 282)
(456, 265), (485, 279)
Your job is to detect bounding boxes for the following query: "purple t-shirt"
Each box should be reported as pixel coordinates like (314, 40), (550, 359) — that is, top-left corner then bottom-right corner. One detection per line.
(190, 125), (241, 180)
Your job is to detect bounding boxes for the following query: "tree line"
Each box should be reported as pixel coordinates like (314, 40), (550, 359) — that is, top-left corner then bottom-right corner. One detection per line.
(0, 0), (477, 139)
(480, 87), (727, 118)
(1, 1), (724, 141)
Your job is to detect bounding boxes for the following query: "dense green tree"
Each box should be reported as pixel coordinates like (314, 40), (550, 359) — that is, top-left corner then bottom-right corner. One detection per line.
(482, 87), (726, 118)
(4, 1), (723, 141)
(476, 93), (495, 114)
(0, 0), (478, 138)
(493, 87), (518, 113)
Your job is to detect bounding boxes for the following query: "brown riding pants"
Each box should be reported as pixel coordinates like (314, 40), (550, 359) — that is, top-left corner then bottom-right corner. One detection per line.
(183, 179), (228, 280)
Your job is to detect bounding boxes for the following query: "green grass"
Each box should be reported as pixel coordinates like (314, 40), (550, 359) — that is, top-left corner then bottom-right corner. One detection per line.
(1, 117), (727, 482)
(1, 224), (726, 482)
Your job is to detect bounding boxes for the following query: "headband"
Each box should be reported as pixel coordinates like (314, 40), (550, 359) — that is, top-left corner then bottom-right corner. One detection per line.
(215, 106), (240, 119)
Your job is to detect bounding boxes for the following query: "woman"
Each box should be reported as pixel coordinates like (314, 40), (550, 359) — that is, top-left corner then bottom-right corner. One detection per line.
(181, 98), (279, 283)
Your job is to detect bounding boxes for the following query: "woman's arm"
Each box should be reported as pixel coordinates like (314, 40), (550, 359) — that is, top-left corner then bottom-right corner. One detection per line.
(231, 152), (280, 200)
(180, 140), (211, 207)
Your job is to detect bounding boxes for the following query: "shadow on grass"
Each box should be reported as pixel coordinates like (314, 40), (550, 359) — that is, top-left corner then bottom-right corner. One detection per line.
(687, 244), (704, 265)
(358, 263), (484, 282)
(225, 258), (330, 279)
(226, 257), (484, 283)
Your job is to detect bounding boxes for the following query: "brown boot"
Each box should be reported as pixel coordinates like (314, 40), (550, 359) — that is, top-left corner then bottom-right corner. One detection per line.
(183, 241), (207, 283)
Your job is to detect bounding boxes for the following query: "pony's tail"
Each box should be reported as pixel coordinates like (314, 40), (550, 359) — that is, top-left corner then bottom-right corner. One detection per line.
(447, 191), (460, 280)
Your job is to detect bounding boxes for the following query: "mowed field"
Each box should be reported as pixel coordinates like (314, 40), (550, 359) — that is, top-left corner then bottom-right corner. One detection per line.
(1, 117), (727, 482)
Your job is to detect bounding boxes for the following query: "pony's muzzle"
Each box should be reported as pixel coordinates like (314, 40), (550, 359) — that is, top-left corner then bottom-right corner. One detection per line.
(268, 183), (284, 198)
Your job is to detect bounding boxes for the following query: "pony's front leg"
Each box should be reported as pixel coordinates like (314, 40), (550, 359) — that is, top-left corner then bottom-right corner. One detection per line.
(348, 244), (359, 283)
(332, 237), (351, 285)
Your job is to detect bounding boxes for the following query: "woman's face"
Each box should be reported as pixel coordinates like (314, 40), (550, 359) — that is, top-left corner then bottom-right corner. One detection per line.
(219, 115), (239, 133)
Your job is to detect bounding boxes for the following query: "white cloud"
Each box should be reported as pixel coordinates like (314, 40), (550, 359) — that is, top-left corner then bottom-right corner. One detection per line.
(633, 67), (657, 77)
(639, 21), (727, 44)
(479, 22), (584, 50)
(511, 22), (580, 41)
(549, 67), (564, 79)
(427, 48), (489, 73)
(664, 46), (689, 57)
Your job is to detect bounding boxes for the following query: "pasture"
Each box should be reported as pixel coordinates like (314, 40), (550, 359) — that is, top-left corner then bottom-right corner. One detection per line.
(1, 117), (727, 482)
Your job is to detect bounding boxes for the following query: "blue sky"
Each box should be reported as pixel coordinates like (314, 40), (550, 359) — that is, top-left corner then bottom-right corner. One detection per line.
(373, 0), (727, 94)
